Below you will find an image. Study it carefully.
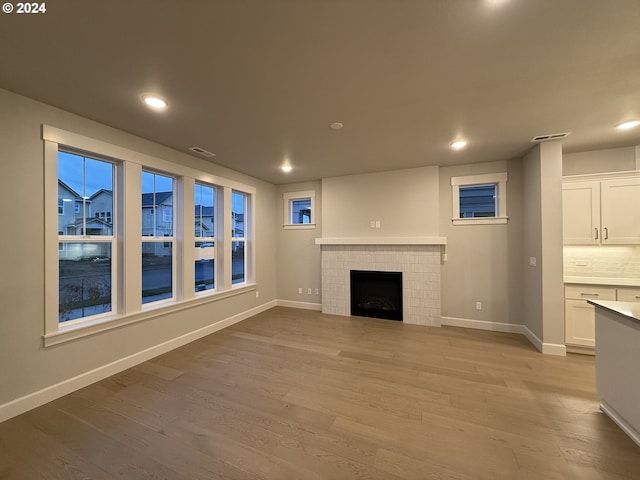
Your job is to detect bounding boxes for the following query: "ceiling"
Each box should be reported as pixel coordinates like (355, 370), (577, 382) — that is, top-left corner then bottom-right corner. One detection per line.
(1, 0), (640, 184)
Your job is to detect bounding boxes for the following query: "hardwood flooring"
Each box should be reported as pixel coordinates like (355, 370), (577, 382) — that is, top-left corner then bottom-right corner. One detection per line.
(1, 307), (639, 479)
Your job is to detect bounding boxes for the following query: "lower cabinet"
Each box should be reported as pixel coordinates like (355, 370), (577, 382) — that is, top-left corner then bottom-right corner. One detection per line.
(565, 285), (616, 352)
(565, 285), (640, 353)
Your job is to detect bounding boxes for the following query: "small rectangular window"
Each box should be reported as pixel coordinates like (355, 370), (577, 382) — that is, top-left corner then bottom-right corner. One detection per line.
(459, 184), (496, 218)
(451, 172), (508, 225)
(283, 190), (316, 229)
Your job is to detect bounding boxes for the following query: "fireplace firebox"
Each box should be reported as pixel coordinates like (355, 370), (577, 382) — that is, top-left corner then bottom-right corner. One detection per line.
(350, 270), (403, 321)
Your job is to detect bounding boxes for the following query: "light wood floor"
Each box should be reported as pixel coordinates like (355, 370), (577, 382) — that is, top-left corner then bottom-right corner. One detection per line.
(1, 307), (639, 479)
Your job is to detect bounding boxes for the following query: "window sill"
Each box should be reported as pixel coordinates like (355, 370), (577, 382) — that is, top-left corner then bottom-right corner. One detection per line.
(43, 284), (257, 347)
(452, 216), (509, 226)
(283, 224), (316, 230)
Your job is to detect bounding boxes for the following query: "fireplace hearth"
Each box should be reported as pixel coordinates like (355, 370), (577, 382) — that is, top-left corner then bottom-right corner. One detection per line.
(350, 270), (403, 321)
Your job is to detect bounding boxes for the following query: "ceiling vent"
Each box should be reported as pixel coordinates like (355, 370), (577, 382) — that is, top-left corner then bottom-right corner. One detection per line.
(530, 132), (571, 142)
(188, 146), (216, 158)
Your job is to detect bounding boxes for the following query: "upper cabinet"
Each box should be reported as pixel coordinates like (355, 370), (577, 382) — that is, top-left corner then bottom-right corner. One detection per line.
(563, 175), (640, 245)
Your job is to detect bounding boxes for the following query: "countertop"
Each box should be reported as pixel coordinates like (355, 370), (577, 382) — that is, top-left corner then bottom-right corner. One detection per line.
(564, 276), (640, 287)
(588, 300), (640, 324)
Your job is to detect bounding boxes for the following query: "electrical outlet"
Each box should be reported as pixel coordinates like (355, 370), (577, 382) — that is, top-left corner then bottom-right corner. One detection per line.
(475, 301), (482, 310)
(315, 288), (320, 295)
(298, 287), (302, 294)
(529, 257), (537, 267)
(307, 288), (312, 294)
(370, 221), (376, 228)
(375, 220), (381, 228)
(255, 291), (260, 298)
(442, 253), (448, 262)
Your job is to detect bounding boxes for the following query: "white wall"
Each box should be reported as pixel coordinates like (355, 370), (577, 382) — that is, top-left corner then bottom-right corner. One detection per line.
(0, 88), (277, 417)
(322, 166), (440, 237)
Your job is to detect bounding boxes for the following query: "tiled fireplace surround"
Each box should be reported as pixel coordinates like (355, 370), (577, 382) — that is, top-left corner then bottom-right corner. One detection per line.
(319, 242), (444, 326)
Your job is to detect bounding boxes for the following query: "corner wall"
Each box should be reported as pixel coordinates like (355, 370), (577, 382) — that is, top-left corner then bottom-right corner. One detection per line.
(0, 88), (278, 420)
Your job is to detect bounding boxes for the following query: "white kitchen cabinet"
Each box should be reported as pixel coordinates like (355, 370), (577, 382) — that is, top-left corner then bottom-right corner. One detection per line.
(616, 287), (640, 303)
(565, 285), (616, 351)
(563, 176), (640, 245)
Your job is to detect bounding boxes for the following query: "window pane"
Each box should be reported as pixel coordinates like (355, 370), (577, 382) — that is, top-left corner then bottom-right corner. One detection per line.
(460, 185), (496, 218)
(195, 241), (215, 292)
(59, 243), (112, 322)
(195, 184), (215, 238)
(142, 242), (173, 303)
(232, 241), (245, 284)
(232, 191), (246, 238)
(142, 171), (174, 237)
(58, 151), (113, 236)
(291, 198), (311, 224)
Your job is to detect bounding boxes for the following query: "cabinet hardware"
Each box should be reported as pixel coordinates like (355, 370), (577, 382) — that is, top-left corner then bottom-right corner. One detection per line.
(594, 228), (598, 240)
(604, 227), (609, 240)
(580, 292), (599, 297)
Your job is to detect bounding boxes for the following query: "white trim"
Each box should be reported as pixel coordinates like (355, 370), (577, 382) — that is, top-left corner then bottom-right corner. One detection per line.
(451, 217), (509, 226)
(451, 172), (508, 186)
(442, 317), (566, 356)
(563, 169), (640, 183)
(1, 300), (277, 424)
(276, 299), (322, 311)
(283, 190), (316, 227)
(315, 236), (447, 245)
(45, 284), (258, 346)
(283, 224), (316, 230)
(441, 316), (524, 334)
(601, 402), (640, 448)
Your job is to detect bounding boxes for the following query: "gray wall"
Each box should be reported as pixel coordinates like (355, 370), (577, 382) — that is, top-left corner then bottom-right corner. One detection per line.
(0, 88), (277, 407)
(563, 146), (637, 176)
(523, 142), (565, 348)
(322, 166), (440, 237)
(276, 181), (322, 304)
(439, 160), (524, 325)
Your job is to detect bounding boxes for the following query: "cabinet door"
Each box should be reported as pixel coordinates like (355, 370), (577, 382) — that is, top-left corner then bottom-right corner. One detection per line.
(601, 178), (640, 244)
(616, 288), (640, 303)
(562, 182), (600, 245)
(565, 299), (595, 347)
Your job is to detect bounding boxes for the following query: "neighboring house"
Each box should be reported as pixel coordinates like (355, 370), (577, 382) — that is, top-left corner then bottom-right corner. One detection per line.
(195, 205), (215, 238)
(142, 191), (173, 257)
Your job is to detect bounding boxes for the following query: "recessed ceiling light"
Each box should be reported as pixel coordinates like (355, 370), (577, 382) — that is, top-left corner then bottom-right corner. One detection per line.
(329, 122), (344, 130)
(142, 94), (168, 110)
(450, 140), (467, 150)
(281, 164), (293, 173)
(616, 120), (640, 131)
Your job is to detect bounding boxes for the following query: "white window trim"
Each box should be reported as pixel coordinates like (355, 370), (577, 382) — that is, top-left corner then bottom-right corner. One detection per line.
(451, 172), (508, 225)
(283, 190), (316, 229)
(43, 125), (257, 347)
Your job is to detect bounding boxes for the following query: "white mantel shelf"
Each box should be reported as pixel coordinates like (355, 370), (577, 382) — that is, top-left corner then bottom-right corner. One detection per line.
(315, 236), (447, 246)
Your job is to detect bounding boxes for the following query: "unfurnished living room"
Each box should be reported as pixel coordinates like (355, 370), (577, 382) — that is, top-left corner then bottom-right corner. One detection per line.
(1, 1), (640, 479)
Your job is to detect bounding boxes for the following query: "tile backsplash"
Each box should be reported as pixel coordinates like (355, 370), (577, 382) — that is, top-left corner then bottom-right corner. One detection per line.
(564, 246), (640, 280)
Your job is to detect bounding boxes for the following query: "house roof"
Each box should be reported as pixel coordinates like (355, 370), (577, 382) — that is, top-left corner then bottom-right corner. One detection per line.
(3, 1), (640, 184)
(142, 192), (172, 207)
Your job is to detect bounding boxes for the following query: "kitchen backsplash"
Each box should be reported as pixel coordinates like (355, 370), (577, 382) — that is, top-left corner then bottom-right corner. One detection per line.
(564, 246), (640, 280)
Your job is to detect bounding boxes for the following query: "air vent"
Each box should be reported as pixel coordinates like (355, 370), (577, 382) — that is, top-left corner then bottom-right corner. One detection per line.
(530, 132), (571, 142)
(188, 146), (216, 158)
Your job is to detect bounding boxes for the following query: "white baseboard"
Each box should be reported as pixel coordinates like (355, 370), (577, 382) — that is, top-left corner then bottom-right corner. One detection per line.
(441, 316), (524, 334)
(442, 316), (566, 356)
(276, 299), (322, 311)
(0, 300), (277, 424)
(601, 402), (640, 448)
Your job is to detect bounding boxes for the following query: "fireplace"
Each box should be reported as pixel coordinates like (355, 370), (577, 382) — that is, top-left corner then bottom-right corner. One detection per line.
(350, 270), (403, 321)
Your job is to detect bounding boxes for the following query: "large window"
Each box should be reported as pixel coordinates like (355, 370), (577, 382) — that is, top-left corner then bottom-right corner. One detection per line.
(142, 171), (174, 304)
(195, 183), (216, 292)
(451, 172), (508, 225)
(44, 125), (257, 345)
(57, 151), (114, 323)
(232, 191), (247, 285)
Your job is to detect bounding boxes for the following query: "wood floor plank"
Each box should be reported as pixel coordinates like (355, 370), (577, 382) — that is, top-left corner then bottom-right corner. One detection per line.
(1, 306), (639, 479)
